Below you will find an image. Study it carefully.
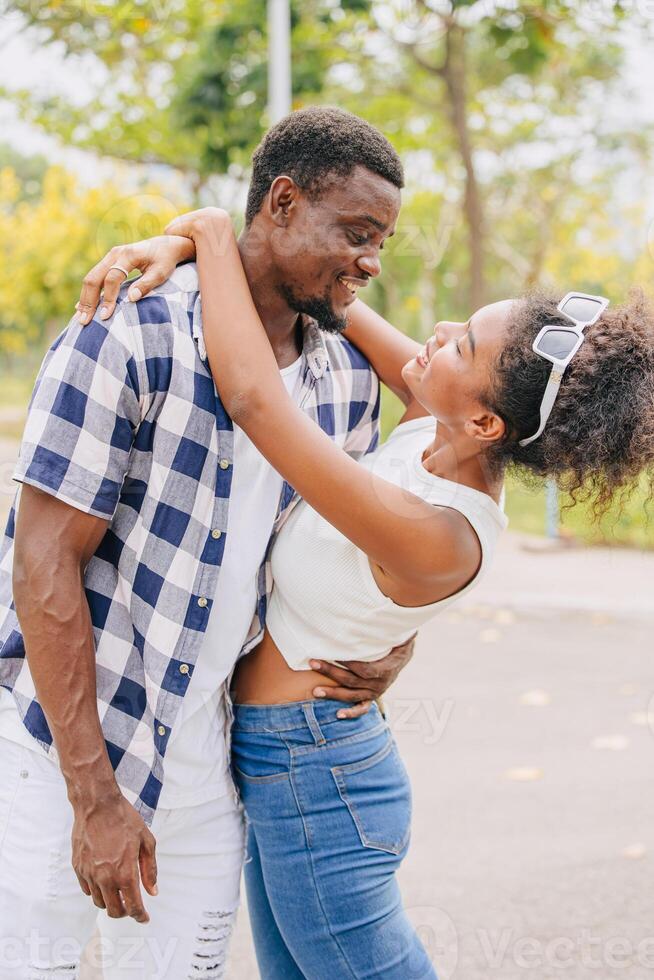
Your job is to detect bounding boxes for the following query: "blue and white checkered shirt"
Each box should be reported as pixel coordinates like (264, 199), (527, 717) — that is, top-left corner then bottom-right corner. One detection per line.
(0, 263), (379, 826)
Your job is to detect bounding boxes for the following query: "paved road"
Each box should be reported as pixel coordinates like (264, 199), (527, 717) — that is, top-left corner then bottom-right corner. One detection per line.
(227, 576), (654, 978)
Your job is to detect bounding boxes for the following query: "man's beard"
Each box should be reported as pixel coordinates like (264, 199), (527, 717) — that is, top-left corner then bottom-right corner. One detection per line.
(279, 282), (347, 335)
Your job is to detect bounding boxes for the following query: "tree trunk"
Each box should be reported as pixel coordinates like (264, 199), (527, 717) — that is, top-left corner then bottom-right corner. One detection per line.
(440, 24), (485, 310)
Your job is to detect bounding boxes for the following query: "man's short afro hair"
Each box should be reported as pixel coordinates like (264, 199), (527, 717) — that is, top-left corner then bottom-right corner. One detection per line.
(245, 106), (404, 226)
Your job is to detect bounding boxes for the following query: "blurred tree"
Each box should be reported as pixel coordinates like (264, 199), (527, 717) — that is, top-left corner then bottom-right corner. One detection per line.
(0, 165), (186, 356)
(4, 0), (375, 183)
(175, 0), (375, 174)
(2, 0), (211, 175)
(4, 0), (652, 317)
(342, 0), (644, 309)
(0, 145), (48, 201)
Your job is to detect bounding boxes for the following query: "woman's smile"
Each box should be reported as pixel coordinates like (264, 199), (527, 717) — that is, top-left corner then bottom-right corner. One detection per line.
(416, 335), (438, 368)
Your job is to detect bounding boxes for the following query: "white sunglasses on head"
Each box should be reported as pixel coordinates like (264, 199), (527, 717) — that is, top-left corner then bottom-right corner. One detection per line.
(519, 291), (610, 448)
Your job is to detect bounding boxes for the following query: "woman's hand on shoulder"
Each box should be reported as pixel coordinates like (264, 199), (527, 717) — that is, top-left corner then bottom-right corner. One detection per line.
(75, 235), (195, 326)
(75, 209), (234, 327)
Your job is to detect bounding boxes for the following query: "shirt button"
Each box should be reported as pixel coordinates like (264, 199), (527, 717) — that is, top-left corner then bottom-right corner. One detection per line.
(211, 529), (222, 539)
(219, 459), (230, 470)
(197, 596), (208, 608)
(179, 663), (190, 675)
(157, 725), (166, 737)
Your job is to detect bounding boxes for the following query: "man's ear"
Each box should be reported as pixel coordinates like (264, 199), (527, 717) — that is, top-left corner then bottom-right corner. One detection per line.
(268, 175), (299, 226)
(464, 409), (506, 446)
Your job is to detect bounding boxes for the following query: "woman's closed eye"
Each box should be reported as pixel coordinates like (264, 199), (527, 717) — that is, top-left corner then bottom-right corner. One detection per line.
(457, 320), (473, 357)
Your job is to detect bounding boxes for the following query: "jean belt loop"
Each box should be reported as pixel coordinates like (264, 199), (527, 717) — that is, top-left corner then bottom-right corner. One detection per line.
(302, 702), (326, 746)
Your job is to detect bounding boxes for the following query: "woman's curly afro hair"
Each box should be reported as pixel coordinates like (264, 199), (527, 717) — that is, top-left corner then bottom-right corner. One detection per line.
(485, 289), (654, 515)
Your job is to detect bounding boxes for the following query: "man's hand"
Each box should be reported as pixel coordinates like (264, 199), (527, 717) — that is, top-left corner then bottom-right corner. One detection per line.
(72, 793), (158, 923)
(75, 235), (195, 325)
(310, 633), (417, 720)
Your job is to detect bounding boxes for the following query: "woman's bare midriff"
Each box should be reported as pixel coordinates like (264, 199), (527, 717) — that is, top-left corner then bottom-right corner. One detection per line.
(231, 629), (339, 704)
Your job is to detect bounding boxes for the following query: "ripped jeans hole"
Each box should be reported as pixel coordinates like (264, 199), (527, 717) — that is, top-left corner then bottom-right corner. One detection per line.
(28, 964), (78, 979)
(188, 909), (237, 978)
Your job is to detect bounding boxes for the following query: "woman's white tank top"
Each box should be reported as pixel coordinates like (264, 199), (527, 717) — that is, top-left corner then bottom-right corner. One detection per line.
(266, 415), (509, 670)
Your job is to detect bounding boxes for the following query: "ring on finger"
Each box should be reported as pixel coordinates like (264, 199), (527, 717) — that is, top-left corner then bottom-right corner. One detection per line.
(108, 264), (130, 279)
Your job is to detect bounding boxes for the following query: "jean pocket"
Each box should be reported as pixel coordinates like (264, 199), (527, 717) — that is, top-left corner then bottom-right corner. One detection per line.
(233, 763), (289, 785)
(230, 729), (290, 785)
(331, 737), (412, 855)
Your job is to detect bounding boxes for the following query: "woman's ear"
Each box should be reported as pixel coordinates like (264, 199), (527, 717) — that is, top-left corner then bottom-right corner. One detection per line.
(464, 410), (506, 446)
(268, 175), (298, 225)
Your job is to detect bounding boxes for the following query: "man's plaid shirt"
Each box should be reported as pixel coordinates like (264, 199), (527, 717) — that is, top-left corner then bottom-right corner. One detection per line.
(0, 263), (379, 826)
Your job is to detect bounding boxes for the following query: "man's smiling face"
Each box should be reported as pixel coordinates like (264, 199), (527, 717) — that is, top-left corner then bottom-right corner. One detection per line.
(270, 165), (401, 333)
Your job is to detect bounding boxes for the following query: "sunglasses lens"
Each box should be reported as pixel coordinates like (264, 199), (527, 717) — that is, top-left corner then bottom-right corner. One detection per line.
(537, 329), (578, 360)
(559, 295), (603, 322)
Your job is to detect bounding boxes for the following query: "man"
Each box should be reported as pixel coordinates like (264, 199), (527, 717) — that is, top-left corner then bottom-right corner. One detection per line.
(0, 107), (412, 978)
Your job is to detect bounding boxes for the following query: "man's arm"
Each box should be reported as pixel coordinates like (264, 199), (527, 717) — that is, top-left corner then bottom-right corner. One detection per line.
(343, 299), (422, 405)
(10, 306), (158, 921)
(13, 487), (157, 921)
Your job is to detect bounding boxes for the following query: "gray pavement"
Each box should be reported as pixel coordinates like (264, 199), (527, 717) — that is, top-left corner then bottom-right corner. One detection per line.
(227, 535), (654, 979)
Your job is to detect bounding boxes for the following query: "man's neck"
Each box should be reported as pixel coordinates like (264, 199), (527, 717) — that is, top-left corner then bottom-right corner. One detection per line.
(238, 230), (303, 368)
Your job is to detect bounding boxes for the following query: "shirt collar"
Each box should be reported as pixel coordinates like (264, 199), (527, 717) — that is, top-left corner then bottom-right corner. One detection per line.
(192, 296), (329, 380)
(300, 314), (329, 380)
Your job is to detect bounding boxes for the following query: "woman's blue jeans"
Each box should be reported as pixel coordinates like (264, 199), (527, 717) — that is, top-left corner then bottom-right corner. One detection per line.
(231, 698), (437, 980)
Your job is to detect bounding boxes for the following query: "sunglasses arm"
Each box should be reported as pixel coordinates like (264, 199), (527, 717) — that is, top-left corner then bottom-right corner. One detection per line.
(518, 367), (564, 448)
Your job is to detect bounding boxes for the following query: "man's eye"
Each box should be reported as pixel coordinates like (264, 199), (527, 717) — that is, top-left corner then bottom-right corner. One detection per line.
(349, 231), (369, 246)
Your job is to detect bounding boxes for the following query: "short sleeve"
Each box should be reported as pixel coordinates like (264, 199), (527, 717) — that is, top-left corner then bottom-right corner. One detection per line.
(13, 311), (146, 521)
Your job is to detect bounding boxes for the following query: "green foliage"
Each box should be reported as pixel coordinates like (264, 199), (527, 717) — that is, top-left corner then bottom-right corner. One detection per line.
(504, 472), (654, 550)
(174, 0), (374, 173)
(5, 0), (374, 177)
(0, 145), (48, 201)
(3, 0), (654, 547)
(0, 165), (186, 355)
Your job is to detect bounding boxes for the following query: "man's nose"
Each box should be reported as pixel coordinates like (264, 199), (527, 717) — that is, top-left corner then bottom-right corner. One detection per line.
(357, 251), (382, 279)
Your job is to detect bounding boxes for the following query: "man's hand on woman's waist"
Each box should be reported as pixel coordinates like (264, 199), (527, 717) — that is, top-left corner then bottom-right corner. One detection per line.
(309, 633), (417, 720)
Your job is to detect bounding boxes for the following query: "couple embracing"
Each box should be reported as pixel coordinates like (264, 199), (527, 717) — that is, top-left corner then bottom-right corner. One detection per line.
(1, 107), (651, 980)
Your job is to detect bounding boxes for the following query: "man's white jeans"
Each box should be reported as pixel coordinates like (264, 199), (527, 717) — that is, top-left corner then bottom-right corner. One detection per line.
(0, 735), (245, 979)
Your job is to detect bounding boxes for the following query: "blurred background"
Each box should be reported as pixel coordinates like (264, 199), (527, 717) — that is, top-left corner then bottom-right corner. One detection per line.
(2, 0), (654, 544)
(1, 2), (653, 977)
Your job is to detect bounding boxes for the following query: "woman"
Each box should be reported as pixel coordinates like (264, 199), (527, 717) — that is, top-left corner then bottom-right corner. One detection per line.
(81, 209), (654, 979)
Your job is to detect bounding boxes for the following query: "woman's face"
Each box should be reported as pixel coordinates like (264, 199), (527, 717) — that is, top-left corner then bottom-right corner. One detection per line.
(402, 300), (515, 437)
